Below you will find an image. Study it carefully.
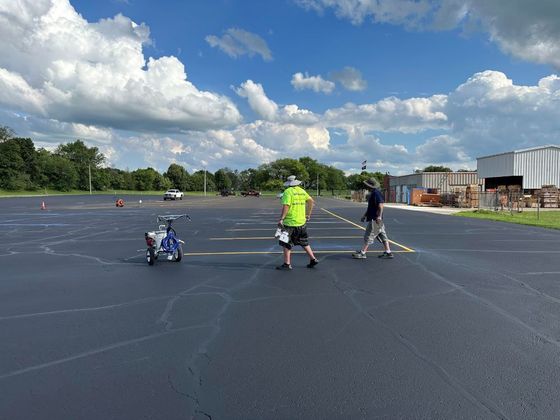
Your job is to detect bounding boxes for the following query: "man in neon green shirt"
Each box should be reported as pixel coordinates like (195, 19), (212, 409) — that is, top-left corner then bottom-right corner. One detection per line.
(276, 175), (319, 270)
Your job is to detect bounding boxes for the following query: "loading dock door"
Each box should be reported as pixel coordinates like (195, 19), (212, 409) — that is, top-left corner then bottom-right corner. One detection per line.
(484, 176), (523, 190)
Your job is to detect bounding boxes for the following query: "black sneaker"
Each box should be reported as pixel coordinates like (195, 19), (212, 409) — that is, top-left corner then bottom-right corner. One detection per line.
(307, 258), (319, 268)
(352, 251), (367, 259)
(378, 252), (394, 259)
(276, 263), (292, 270)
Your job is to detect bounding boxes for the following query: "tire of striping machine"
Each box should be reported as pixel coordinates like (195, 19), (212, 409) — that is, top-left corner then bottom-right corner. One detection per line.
(146, 248), (155, 265)
(173, 244), (183, 262)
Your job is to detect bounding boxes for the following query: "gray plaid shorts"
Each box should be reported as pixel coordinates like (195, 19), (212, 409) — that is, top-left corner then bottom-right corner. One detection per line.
(364, 220), (389, 244)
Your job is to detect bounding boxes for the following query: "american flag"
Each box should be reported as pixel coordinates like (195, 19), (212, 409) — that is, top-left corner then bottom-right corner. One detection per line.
(361, 160), (367, 170)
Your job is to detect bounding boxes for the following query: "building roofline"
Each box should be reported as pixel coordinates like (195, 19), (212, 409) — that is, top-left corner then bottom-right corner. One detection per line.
(390, 171), (477, 179)
(477, 144), (560, 160)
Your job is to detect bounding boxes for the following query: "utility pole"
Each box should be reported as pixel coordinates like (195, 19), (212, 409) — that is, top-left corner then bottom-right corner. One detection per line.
(89, 164), (92, 195)
(316, 173), (319, 197)
(204, 168), (207, 197)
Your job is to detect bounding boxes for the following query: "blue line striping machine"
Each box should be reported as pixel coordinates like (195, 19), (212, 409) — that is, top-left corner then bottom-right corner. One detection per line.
(144, 214), (191, 265)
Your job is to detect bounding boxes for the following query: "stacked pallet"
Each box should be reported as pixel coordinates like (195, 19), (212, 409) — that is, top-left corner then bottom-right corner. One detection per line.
(523, 195), (538, 208)
(351, 190), (366, 202)
(508, 185), (523, 210)
(466, 184), (479, 208)
(441, 193), (456, 207)
(411, 188), (424, 206)
(451, 186), (468, 208)
(541, 185), (559, 208)
(496, 185), (508, 209)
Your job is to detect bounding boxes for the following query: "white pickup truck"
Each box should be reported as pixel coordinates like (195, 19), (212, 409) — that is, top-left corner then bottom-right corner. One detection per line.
(163, 189), (184, 200)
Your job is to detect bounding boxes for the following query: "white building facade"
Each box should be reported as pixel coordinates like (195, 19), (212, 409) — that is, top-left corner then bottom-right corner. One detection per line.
(477, 145), (560, 190)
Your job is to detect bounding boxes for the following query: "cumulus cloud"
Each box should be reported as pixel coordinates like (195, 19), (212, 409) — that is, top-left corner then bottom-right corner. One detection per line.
(228, 70), (560, 173)
(291, 72), (335, 93)
(329, 67), (367, 91)
(294, 0), (431, 26)
(295, 0), (560, 69)
(0, 108), (114, 145)
(85, 119), (330, 173)
(205, 28), (273, 61)
(109, 134), (193, 170)
(414, 135), (470, 163)
(445, 70), (560, 156)
(159, 122), (329, 171)
(213, 121), (330, 154)
(235, 80), (279, 121)
(316, 131), (473, 175)
(235, 80), (320, 125)
(450, 0), (560, 69)
(280, 104), (320, 126)
(3, 1), (560, 178)
(324, 94), (448, 132)
(0, 0), (241, 132)
(323, 70), (559, 169)
(343, 129), (410, 161)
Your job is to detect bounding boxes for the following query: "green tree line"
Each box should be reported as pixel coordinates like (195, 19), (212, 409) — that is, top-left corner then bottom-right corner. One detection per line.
(0, 126), (385, 193)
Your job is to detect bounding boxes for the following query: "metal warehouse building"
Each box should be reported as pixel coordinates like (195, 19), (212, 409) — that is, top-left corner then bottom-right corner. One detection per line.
(477, 145), (560, 191)
(389, 171), (479, 204)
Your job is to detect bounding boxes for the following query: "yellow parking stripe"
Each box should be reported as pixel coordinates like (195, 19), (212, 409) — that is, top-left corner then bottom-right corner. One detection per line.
(321, 208), (364, 229)
(321, 208), (415, 253)
(210, 236), (363, 240)
(184, 250), (410, 256)
(227, 227), (358, 232)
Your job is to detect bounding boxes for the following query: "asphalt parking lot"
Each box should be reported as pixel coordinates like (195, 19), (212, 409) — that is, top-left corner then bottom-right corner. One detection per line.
(1, 194), (560, 419)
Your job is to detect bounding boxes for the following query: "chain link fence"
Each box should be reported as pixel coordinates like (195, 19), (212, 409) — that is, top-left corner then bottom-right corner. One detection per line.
(478, 190), (537, 213)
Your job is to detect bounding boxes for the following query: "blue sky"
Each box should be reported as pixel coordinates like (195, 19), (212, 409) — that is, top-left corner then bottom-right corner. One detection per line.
(1, 0), (559, 174)
(73, 0), (551, 105)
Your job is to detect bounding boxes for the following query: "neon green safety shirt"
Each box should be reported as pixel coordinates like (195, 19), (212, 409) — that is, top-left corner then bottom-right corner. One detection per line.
(282, 186), (311, 227)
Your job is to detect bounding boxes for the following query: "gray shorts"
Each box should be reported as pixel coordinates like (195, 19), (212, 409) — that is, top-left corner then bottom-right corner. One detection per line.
(364, 220), (389, 244)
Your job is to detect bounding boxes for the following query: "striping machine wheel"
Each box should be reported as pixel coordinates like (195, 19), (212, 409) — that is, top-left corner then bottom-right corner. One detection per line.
(146, 248), (156, 265)
(173, 244), (183, 262)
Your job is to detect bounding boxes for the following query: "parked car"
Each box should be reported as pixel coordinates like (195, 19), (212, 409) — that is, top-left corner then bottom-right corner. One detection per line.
(220, 189), (236, 197)
(241, 190), (261, 197)
(163, 189), (184, 200)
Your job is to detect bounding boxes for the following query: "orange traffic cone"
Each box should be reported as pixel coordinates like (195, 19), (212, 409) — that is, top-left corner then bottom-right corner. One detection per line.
(40, 201), (47, 210)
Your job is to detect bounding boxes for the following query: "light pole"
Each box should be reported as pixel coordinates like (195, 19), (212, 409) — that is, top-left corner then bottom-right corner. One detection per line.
(204, 168), (207, 197)
(316, 173), (319, 197)
(88, 164), (92, 195)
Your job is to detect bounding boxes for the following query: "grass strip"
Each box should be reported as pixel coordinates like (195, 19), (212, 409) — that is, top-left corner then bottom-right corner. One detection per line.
(455, 209), (560, 230)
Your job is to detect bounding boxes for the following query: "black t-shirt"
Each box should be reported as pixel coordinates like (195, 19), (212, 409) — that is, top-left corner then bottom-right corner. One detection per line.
(365, 189), (384, 221)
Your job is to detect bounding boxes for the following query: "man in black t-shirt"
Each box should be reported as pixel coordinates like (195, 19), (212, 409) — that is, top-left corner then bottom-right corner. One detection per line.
(352, 177), (393, 259)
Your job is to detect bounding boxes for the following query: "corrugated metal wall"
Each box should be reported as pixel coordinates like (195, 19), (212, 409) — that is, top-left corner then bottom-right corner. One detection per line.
(477, 153), (514, 178)
(421, 172), (448, 189)
(389, 172), (479, 198)
(390, 174), (421, 203)
(449, 172), (480, 186)
(514, 147), (560, 189)
(389, 174), (421, 188)
(421, 172), (478, 191)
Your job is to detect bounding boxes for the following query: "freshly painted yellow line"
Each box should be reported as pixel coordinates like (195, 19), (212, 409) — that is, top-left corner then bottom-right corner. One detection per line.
(210, 236), (363, 240)
(321, 208), (415, 253)
(235, 221), (344, 225)
(383, 239), (414, 253)
(184, 250), (410, 256)
(321, 208), (364, 230)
